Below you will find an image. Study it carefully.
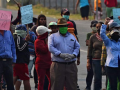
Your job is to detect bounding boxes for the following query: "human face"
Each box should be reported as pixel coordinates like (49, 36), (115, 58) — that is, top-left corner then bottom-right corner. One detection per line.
(50, 25), (58, 34)
(39, 17), (46, 26)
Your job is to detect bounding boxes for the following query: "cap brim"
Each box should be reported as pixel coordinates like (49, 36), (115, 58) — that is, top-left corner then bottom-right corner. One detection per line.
(47, 29), (52, 32)
(110, 30), (119, 35)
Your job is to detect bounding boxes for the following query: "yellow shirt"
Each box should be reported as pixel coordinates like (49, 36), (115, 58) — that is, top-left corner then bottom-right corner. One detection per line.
(94, 0), (102, 11)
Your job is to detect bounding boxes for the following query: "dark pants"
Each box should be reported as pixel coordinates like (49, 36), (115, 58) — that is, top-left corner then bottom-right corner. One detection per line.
(106, 66), (120, 90)
(85, 58), (93, 90)
(0, 59), (14, 90)
(92, 60), (102, 90)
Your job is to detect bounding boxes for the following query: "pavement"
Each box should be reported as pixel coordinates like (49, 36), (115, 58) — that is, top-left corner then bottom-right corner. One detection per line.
(0, 7), (106, 90)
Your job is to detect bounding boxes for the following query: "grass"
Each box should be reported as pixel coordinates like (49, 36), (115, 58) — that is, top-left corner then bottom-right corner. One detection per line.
(7, 4), (94, 20)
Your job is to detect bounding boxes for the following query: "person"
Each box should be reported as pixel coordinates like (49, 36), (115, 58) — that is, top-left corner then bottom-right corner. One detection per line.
(75, 0), (93, 20)
(100, 17), (120, 90)
(86, 20), (98, 46)
(31, 14), (49, 90)
(0, 20), (16, 90)
(85, 20), (98, 90)
(31, 14), (47, 36)
(35, 26), (52, 90)
(101, 21), (120, 90)
(61, 8), (78, 37)
(87, 22), (103, 90)
(13, 25), (31, 90)
(48, 18), (80, 90)
(94, 0), (103, 20)
(48, 22), (58, 34)
(61, 8), (80, 67)
(104, 0), (117, 17)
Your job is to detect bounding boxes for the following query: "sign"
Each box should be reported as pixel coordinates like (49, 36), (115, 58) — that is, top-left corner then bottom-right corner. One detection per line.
(20, 4), (33, 25)
(113, 8), (120, 25)
(0, 10), (11, 30)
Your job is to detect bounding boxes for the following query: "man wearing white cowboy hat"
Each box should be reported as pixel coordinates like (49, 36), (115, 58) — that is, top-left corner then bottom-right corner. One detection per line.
(48, 18), (80, 90)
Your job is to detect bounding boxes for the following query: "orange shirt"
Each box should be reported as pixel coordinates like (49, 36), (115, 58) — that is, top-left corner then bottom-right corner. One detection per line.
(94, 0), (102, 11)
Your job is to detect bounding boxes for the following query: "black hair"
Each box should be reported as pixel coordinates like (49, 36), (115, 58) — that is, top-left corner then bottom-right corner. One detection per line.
(90, 20), (98, 27)
(37, 14), (47, 27)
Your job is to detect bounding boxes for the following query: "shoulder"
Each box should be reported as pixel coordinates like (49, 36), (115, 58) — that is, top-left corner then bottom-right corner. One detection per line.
(87, 32), (92, 36)
(90, 33), (96, 39)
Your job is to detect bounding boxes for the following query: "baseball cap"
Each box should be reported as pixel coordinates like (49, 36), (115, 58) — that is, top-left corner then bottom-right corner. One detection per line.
(48, 22), (57, 27)
(36, 26), (52, 35)
(67, 21), (74, 28)
(109, 22), (120, 29)
(110, 29), (120, 35)
(15, 24), (27, 31)
(61, 8), (70, 15)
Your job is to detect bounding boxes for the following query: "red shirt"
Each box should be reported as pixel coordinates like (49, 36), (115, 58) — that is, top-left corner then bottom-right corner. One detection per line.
(104, 0), (117, 7)
(34, 32), (51, 69)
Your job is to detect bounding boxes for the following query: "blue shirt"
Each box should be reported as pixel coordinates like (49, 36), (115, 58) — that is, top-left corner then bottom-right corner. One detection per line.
(80, 0), (89, 8)
(48, 32), (80, 62)
(28, 31), (36, 56)
(0, 30), (16, 63)
(100, 24), (120, 67)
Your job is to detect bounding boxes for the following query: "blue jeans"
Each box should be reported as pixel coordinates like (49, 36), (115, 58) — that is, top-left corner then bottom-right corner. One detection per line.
(92, 60), (102, 90)
(28, 58), (34, 75)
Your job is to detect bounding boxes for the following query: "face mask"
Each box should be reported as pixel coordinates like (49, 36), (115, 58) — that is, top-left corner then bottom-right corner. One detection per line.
(59, 27), (68, 34)
(63, 15), (69, 20)
(111, 34), (120, 41)
(97, 28), (100, 33)
(92, 27), (97, 33)
(14, 30), (27, 38)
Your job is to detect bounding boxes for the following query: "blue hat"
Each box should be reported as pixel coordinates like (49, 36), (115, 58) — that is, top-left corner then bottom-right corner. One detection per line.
(109, 22), (120, 29)
(15, 24), (27, 31)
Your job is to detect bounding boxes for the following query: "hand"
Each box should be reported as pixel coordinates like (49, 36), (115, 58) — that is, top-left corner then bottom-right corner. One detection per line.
(60, 53), (69, 59)
(75, 8), (78, 14)
(65, 54), (76, 61)
(86, 62), (91, 71)
(77, 57), (80, 65)
(104, 17), (111, 25)
(25, 34), (30, 41)
(14, 0), (21, 7)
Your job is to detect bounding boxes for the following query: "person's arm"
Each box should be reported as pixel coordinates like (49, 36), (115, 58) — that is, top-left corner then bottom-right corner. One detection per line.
(10, 32), (16, 63)
(12, 3), (21, 25)
(87, 35), (93, 70)
(72, 40), (80, 57)
(100, 25), (110, 46)
(48, 35), (61, 56)
(75, 0), (80, 12)
(35, 40), (49, 54)
(88, 0), (93, 12)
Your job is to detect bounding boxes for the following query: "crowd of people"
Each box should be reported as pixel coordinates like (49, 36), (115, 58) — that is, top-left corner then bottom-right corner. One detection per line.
(1, 0), (120, 90)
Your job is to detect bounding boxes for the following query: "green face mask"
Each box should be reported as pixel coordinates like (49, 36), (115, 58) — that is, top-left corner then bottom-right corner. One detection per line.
(59, 27), (68, 34)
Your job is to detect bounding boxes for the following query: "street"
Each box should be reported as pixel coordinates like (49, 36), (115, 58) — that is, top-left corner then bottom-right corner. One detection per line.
(0, 7), (106, 90)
